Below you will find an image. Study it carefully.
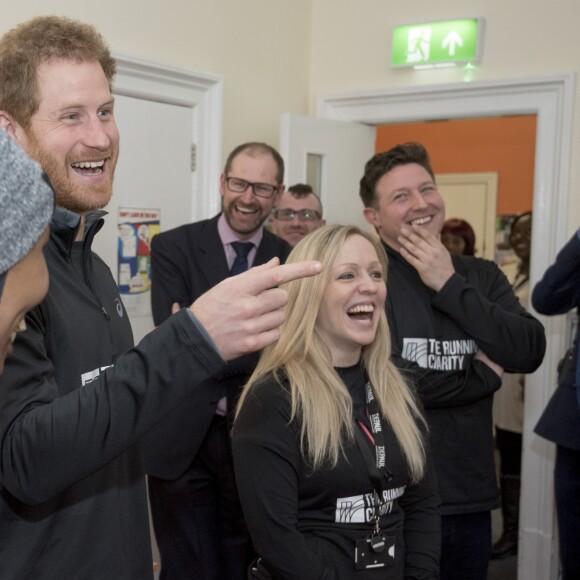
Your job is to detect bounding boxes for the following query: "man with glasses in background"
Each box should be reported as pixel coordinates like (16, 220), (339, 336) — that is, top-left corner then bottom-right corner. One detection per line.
(145, 142), (291, 579)
(269, 183), (326, 246)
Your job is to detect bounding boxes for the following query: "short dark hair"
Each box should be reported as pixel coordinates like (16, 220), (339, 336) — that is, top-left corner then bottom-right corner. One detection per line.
(286, 183), (323, 214)
(359, 142), (435, 208)
(441, 219), (476, 256)
(287, 183), (314, 196)
(224, 142), (284, 184)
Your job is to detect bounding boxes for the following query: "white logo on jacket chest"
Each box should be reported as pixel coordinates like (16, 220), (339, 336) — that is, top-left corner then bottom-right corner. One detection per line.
(114, 298), (124, 318)
(402, 338), (476, 370)
(335, 487), (405, 523)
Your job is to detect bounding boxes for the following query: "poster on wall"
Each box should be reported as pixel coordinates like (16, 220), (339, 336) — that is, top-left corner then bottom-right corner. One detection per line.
(117, 207), (161, 317)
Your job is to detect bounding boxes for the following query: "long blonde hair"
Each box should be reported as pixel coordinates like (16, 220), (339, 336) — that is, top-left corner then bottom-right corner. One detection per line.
(236, 225), (427, 482)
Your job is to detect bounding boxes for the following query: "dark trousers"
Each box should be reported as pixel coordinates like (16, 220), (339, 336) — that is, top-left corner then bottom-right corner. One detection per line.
(496, 427), (523, 476)
(149, 415), (252, 580)
(440, 511), (491, 580)
(555, 445), (580, 580)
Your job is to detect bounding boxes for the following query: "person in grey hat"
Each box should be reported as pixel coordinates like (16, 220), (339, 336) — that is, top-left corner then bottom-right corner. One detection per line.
(0, 129), (54, 373)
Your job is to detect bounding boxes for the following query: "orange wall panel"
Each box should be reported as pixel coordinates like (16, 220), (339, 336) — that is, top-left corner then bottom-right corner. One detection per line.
(375, 115), (536, 215)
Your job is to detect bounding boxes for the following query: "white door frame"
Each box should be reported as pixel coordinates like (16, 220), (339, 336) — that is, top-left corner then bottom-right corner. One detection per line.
(113, 53), (223, 222)
(316, 74), (575, 580)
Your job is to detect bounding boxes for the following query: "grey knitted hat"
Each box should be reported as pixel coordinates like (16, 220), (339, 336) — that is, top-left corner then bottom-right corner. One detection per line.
(0, 129), (54, 276)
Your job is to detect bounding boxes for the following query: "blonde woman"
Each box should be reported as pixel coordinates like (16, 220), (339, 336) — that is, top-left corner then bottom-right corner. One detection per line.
(233, 226), (501, 580)
(233, 225), (501, 579)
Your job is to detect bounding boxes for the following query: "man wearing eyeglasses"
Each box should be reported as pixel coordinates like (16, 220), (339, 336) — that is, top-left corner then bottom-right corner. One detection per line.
(145, 142), (291, 579)
(270, 183), (326, 246)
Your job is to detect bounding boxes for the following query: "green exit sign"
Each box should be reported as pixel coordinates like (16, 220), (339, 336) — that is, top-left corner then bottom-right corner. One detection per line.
(392, 18), (484, 68)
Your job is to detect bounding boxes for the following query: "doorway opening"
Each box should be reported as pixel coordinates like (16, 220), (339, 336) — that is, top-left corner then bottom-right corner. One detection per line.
(315, 74), (573, 580)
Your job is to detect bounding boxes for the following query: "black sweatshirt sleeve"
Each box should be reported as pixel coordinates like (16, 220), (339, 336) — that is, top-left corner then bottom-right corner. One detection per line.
(0, 309), (224, 505)
(394, 355), (502, 409)
(232, 379), (337, 580)
(531, 230), (580, 315)
(431, 261), (546, 373)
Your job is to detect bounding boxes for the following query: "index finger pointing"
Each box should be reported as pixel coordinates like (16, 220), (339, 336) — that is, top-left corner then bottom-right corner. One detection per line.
(236, 260), (322, 295)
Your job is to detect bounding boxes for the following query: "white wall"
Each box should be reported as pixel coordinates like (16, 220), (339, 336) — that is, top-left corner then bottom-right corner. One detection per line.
(2, 0), (313, 160)
(4, 13), (567, 309)
(4, 1), (579, 232)
(309, 0), (580, 235)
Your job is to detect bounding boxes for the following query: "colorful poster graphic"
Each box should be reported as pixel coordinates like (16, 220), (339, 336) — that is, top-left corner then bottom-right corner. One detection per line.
(117, 208), (160, 316)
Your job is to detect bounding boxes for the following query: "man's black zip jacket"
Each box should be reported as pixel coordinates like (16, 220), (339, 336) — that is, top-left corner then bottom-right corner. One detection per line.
(0, 208), (225, 579)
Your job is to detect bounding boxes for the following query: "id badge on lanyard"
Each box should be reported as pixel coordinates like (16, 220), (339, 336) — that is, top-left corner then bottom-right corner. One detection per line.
(353, 381), (397, 570)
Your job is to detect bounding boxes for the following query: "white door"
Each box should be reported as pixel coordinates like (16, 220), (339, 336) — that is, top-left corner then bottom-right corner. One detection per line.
(279, 114), (375, 230)
(92, 95), (193, 344)
(436, 172), (498, 260)
(89, 55), (223, 346)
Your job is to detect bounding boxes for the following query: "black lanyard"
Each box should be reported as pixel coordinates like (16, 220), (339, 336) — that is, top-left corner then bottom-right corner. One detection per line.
(355, 381), (393, 490)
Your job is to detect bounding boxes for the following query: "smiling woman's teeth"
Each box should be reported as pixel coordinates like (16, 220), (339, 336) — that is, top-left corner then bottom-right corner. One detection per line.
(348, 305), (374, 314)
(348, 304), (375, 313)
(347, 304), (375, 321)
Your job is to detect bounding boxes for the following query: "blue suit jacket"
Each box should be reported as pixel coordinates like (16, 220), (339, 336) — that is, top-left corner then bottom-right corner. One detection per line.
(534, 230), (580, 450)
(143, 214), (291, 478)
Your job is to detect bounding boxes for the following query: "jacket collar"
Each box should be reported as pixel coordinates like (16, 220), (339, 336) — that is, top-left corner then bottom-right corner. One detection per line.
(50, 207), (107, 255)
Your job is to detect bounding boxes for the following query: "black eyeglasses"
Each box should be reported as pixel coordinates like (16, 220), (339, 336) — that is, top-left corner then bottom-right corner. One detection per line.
(272, 208), (322, 222)
(225, 176), (279, 199)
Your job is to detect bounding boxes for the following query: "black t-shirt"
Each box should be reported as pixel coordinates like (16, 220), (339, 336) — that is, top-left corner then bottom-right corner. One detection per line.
(232, 371), (441, 579)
